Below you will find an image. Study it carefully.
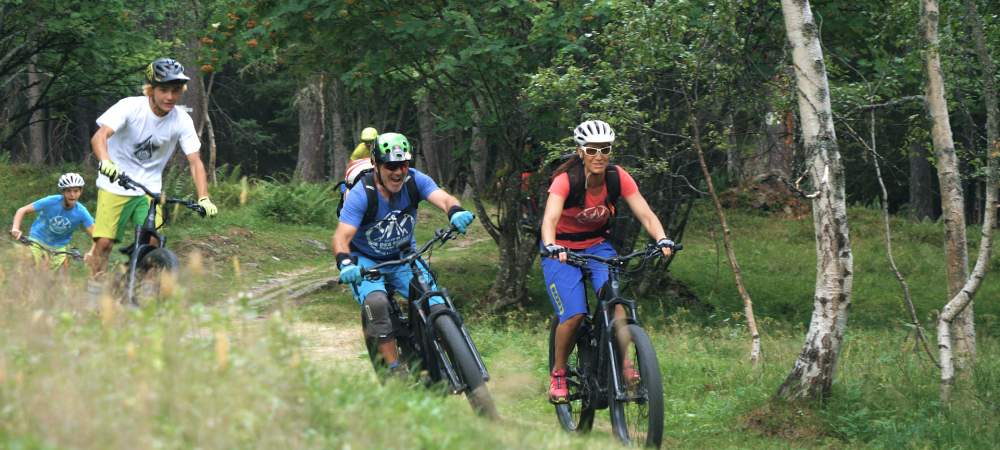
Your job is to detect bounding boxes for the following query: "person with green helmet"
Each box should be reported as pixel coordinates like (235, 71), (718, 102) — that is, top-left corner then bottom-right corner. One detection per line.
(350, 126), (379, 161)
(332, 132), (475, 375)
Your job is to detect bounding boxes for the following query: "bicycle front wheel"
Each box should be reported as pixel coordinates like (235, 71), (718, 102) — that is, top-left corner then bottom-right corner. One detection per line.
(548, 317), (595, 433)
(609, 324), (664, 448)
(434, 314), (499, 420)
(132, 248), (180, 306)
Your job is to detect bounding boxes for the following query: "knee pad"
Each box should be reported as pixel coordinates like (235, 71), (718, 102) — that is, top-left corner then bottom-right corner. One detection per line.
(362, 292), (394, 341)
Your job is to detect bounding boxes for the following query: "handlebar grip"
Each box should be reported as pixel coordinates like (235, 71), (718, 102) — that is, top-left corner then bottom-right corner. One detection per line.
(672, 243), (684, 252)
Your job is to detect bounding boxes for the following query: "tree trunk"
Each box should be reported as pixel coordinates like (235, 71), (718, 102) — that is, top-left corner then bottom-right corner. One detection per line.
(921, 0), (973, 370)
(187, 61), (205, 137)
(74, 98), (93, 163)
(328, 78), (347, 182)
(198, 73), (218, 184)
(469, 107), (489, 196)
(909, 142), (937, 220)
(775, 0), (854, 402)
(691, 110), (762, 367)
(26, 56), (45, 164)
(418, 92), (441, 182)
(937, 0), (1000, 400)
(294, 73), (326, 182)
(763, 99), (795, 180)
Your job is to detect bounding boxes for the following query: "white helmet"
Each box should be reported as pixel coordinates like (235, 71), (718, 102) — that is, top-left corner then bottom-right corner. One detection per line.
(573, 119), (616, 146)
(58, 172), (85, 190)
(345, 158), (375, 187)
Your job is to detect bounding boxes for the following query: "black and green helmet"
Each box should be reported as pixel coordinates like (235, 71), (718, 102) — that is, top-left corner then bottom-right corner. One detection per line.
(145, 58), (190, 85)
(372, 132), (412, 164)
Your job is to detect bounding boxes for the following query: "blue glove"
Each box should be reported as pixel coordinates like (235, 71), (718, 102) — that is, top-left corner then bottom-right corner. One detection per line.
(338, 263), (362, 284)
(449, 207), (475, 233)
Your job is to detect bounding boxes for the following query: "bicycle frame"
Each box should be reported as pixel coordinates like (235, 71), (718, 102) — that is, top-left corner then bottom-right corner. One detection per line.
(552, 243), (680, 407)
(115, 175), (204, 305)
(362, 228), (491, 393)
(575, 259), (641, 408)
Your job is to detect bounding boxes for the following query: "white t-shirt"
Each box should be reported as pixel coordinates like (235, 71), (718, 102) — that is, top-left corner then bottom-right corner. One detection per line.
(95, 96), (200, 196)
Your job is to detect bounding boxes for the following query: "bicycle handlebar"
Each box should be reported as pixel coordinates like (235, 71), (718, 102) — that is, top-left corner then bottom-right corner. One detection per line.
(16, 236), (84, 260)
(540, 242), (684, 268)
(116, 174), (207, 217)
(356, 226), (460, 280)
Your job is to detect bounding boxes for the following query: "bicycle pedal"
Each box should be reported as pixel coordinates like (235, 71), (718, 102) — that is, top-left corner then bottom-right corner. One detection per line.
(549, 396), (569, 405)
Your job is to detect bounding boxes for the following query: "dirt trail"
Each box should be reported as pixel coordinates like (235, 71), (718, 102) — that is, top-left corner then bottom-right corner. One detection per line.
(237, 267), (368, 371)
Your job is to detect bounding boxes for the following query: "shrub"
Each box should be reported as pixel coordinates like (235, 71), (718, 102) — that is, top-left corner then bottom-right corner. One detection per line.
(254, 180), (337, 226)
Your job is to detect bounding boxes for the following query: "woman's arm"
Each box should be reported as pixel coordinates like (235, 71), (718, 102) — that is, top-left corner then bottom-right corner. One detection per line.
(623, 193), (672, 257)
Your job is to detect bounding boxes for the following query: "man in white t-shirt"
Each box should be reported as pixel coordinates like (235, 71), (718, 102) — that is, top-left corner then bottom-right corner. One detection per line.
(87, 57), (218, 281)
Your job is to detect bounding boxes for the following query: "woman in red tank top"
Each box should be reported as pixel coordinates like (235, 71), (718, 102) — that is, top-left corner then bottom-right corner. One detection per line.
(540, 119), (675, 404)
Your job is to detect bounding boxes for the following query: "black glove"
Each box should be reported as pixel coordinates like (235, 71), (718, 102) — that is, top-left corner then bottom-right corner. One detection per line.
(543, 243), (567, 258)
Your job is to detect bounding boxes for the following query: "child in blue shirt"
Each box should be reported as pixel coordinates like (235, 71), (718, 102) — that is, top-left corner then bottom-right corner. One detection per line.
(10, 173), (95, 272)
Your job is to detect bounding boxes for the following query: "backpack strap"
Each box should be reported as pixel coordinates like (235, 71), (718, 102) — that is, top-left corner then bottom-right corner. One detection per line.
(405, 175), (420, 213)
(557, 164), (622, 242)
(605, 165), (621, 211)
(360, 172), (379, 227)
(358, 171), (422, 227)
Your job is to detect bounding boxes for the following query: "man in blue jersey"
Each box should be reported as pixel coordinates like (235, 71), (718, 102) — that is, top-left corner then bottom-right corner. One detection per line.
(10, 173), (95, 272)
(332, 132), (475, 374)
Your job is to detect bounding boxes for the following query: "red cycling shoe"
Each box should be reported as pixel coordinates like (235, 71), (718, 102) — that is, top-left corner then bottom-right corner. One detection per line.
(549, 368), (569, 404)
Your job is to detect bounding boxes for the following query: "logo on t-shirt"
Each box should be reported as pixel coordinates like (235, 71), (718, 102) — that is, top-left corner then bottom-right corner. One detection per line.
(575, 205), (610, 224)
(365, 211), (415, 253)
(47, 215), (72, 235)
(133, 135), (157, 161)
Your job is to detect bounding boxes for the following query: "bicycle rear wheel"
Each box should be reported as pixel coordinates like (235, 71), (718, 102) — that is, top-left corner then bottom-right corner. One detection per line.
(434, 313), (499, 420)
(609, 324), (664, 448)
(130, 248), (179, 306)
(548, 317), (596, 433)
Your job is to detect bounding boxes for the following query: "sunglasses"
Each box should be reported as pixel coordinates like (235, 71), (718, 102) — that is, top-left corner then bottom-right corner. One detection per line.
(383, 161), (409, 171)
(582, 144), (612, 156)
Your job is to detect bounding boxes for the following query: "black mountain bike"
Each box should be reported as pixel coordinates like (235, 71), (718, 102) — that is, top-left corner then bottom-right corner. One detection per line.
(353, 226), (499, 420)
(113, 174), (205, 306)
(15, 236), (84, 261)
(543, 242), (683, 448)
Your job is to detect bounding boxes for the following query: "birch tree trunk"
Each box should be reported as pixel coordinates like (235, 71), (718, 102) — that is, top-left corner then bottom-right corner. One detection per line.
(294, 73), (326, 182)
(198, 74), (218, 184)
(938, 0), (1000, 401)
(328, 78), (347, 181)
(921, 0), (974, 369)
(27, 56), (45, 164)
(775, 0), (854, 401)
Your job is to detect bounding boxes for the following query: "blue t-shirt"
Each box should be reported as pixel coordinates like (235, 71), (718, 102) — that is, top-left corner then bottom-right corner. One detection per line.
(28, 195), (94, 247)
(340, 169), (440, 260)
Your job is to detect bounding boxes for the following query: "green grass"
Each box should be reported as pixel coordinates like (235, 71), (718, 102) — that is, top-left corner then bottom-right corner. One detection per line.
(2, 162), (999, 449)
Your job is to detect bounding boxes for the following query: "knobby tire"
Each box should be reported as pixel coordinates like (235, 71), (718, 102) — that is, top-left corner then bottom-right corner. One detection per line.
(548, 317), (596, 433)
(609, 324), (664, 448)
(434, 314), (499, 420)
(129, 248), (179, 306)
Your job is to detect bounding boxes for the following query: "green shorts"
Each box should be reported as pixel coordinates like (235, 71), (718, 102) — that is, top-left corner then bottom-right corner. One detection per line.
(93, 189), (163, 242)
(28, 239), (67, 271)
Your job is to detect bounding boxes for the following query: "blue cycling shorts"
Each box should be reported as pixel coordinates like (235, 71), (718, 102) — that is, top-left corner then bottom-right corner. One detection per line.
(350, 254), (444, 306)
(541, 241), (616, 323)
